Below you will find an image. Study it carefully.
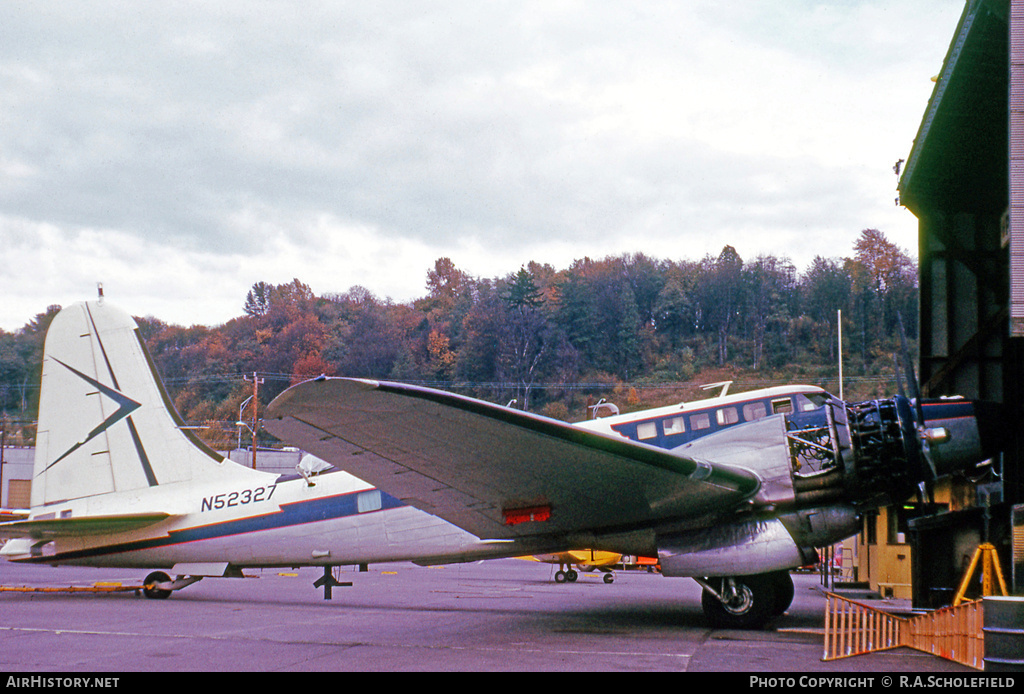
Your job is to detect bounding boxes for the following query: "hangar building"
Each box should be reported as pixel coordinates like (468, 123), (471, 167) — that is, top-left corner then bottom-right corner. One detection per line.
(897, 0), (1023, 605)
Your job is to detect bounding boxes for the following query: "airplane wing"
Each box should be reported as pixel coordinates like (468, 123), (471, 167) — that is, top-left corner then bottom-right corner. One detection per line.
(264, 378), (761, 540)
(0, 513), (172, 540)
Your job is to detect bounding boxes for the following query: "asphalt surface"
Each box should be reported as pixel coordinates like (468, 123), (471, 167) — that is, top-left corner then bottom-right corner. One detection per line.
(0, 558), (979, 673)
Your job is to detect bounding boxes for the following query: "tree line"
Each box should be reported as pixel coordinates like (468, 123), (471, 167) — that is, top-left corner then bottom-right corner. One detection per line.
(0, 228), (917, 449)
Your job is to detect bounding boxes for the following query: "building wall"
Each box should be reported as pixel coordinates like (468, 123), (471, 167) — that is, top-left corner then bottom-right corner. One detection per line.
(0, 448), (33, 509)
(854, 479), (965, 600)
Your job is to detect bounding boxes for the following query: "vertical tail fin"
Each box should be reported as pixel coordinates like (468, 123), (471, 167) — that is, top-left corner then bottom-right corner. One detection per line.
(32, 301), (227, 507)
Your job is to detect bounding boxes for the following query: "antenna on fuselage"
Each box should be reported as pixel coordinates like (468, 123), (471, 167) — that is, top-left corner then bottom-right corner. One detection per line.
(700, 381), (732, 398)
(588, 398), (619, 419)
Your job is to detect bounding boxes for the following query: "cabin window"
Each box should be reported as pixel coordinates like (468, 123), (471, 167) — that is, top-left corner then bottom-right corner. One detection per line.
(742, 402), (768, 421)
(357, 490), (382, 513)
(636, 421), (658, 440)
(716, 407), (739, 426)
(663, 416), (686, 435)
(771, 398), (793, 414)
(690, 413), (711, 430)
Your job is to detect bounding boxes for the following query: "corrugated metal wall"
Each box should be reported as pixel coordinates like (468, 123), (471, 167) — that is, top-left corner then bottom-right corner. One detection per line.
(1011, 1), (1024, 336)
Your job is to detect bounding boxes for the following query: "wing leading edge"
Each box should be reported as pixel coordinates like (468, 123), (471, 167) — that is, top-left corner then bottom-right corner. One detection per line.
(264, 378), (761, 540)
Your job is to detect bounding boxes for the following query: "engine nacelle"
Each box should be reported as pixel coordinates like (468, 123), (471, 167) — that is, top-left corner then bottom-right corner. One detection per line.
(656, 503), (859, 578)
(777, 504), (860, 549)
(656, 518), (813, 578)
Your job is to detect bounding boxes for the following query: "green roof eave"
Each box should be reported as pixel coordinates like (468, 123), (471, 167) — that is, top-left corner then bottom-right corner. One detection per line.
(898, 0), (1009, 215)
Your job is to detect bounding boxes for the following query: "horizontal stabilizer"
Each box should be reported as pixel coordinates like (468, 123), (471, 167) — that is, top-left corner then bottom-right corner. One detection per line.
(0, 512), (172, 539)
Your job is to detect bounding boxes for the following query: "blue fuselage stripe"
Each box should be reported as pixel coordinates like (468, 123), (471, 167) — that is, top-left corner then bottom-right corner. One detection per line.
(19, 485), (405, 564)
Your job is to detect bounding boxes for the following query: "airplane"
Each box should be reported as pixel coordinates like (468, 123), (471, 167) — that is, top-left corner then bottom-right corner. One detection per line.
(0, 509), (28, 522)
(0, 300), (1005, 628)
(526, 550), (623, 583)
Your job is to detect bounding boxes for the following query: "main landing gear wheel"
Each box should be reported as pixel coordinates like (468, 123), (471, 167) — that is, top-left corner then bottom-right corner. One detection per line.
(699, 574), (777, 629)
(554, 568), (579, 583)
(768, 570), (794, 616)
(142, 571), (173, 600)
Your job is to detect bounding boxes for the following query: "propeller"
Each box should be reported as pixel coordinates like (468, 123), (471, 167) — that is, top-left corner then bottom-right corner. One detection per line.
(894, 353), (906, 399)
(895, 314), (939, 503)
(896, 316), (924, 417)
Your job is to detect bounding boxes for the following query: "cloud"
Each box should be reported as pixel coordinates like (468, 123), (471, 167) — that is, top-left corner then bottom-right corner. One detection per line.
(0, 1), (965, 330)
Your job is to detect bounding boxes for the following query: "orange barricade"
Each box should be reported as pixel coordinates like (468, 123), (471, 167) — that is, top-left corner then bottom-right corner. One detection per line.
(823, 592), (984, 670)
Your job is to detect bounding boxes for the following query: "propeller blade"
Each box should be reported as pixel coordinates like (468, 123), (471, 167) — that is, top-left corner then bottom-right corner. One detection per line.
(920, 436), (939, 480)
(894, 354), (906, 399)
(896, 313), (921, 405)
(896, 313), (939, 480)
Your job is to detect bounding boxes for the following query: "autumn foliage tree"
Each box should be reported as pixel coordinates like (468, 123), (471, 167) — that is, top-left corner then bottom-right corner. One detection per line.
(2, 229), (919, 444)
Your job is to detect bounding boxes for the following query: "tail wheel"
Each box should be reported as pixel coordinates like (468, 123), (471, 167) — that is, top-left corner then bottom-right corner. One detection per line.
(700, 574), (776, 629)
(142, 571), (173, 600)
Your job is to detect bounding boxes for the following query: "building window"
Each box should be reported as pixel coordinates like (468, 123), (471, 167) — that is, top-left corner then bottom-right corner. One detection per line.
(888, 503), (947, 544)
(864, 510), (878, 545)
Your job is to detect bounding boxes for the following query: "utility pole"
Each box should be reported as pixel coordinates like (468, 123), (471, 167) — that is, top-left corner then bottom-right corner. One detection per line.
(1, 418), (6, 508)
(244, 372), (263, 469)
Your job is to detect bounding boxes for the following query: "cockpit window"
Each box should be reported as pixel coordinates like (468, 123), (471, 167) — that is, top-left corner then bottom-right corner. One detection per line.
(796, 392), (829, 412)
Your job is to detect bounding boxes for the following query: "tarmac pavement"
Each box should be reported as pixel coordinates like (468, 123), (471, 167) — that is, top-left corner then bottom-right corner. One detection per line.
(0, 558), (982, 674)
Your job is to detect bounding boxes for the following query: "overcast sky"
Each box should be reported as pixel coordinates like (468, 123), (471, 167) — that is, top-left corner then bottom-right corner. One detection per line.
(0, 1), (966, 330)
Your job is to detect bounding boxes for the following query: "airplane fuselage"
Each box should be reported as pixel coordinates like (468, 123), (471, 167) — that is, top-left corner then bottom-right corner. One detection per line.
(4, 467), (518, 570)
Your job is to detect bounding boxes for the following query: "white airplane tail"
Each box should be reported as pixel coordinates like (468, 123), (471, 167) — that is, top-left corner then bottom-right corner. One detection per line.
(32, 300), (231, 507)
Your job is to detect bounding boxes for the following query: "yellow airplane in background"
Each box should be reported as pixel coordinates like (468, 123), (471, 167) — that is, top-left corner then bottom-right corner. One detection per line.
(526, 550), (623, 583)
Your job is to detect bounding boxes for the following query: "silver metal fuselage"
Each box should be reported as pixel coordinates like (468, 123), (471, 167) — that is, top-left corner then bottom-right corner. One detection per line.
(7, 468), (513, 570)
